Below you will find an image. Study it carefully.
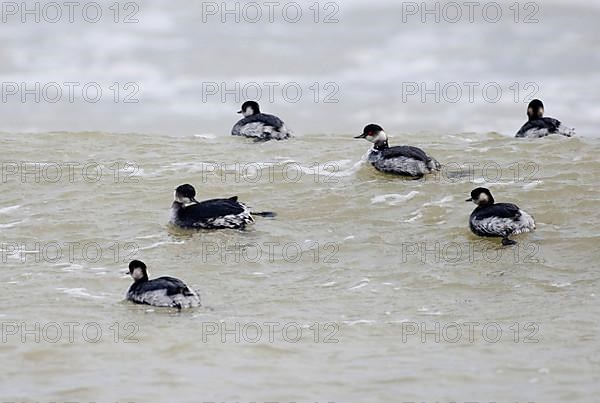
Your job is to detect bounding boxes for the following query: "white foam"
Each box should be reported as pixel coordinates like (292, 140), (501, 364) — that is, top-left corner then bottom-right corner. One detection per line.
(139, 240), (185, 251)
(423, 195), (454, 206)
(135, 234), (162, 240)
(56, 287), (105, 299)
(343, 320), (376, 326)
(0, 205), (20, 214)
(523, 180), (543, 190)
(194, 133), (216, 139)
(371, 191), (419, 205)
(297, 159), (363, 178)
(349, 278), (370, 290)
(0, 220), (24, 229)
(404, 210), (423, 223)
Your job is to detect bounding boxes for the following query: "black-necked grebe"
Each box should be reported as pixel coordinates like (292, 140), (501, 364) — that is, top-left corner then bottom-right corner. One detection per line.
(467, 187), (536, 246)
(170, 184), (274, 230)
(126, 260), (200, 309)
(231, 101), (292, 141)
(355, 124), (441, 178)
(516, 99), (575, 138)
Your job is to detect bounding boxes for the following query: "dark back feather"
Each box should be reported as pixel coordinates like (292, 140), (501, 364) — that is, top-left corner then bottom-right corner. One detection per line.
(232, 113), (284, 135)
(382, 145), (429, 162)
(129, 276), (192, 297)
(516, 117), (561, 137)
(177, 198), (244, 222)
(472, 203), (521, 220)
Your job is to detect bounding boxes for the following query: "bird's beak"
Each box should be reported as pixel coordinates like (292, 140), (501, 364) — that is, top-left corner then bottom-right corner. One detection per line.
(354, 133), (367, 139)
(465, 198), (473, 202)
(237, 110), (243, 114)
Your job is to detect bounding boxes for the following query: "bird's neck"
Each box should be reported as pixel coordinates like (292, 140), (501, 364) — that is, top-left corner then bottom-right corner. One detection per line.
(374, 140), (389, 151)
(528, 113), (543, 121)
(476, 201), (494, 209)
(133, 275), (149, 284)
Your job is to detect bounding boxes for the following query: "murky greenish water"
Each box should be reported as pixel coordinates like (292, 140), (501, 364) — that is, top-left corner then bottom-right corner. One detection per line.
(0, 131), (599, 402)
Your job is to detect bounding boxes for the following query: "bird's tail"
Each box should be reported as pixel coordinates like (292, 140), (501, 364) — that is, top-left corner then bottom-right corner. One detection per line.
(557, 123), (576, 137)
(251, 211), (277, 218)
(427, 157), (442, 171)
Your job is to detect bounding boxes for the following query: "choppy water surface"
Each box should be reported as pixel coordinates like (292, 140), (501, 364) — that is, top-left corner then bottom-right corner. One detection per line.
(1, 131), (599, 402)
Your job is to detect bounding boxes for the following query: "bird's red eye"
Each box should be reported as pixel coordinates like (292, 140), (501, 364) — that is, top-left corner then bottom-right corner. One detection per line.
(367, 132), (372, 136)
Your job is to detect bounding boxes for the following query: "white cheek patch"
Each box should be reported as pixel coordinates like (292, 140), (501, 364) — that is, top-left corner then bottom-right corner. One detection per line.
(366, 131), (387, 143)
(243, 107), (254, 117)
(131, 267), (144, 280)
(375, 131), (387, 142)
(478, 193), (489, 203)
(175, 194), (192, 204)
